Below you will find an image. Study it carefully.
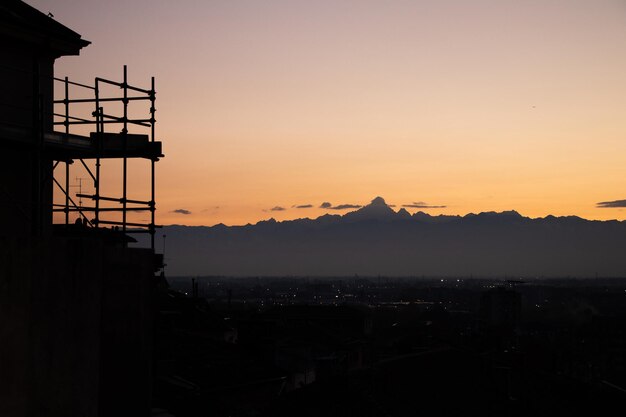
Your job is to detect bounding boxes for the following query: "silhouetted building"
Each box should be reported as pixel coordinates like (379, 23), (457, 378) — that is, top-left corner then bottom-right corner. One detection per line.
(480, 286), (522, 328)
(480, 287), (522, 334)
(0, 0), (89, 234)
(254, 305), (371, 390)
(0, 2), (163, 416)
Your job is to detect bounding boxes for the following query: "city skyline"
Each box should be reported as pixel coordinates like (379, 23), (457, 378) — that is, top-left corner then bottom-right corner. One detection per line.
(28, 0), (626, 226)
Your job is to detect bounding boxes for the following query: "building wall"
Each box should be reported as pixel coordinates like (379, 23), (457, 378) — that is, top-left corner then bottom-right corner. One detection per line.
(0, 38), (55, 130)
(0, 38), (55, 236)
(0, 5), (155, 417)
(0, 236), (155, 417)
(0, 148), (35, 235)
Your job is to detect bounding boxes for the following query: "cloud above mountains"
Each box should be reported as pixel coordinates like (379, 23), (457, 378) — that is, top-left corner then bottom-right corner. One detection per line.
(597, 199), (626, 208)
(329, 204), (362, 210)
(171, 209), (192, 215)
(319, 201), (362, 210)
(402, 201), (447, 209)
(240, 197), (447, 217)
(265, 201), (371, 211)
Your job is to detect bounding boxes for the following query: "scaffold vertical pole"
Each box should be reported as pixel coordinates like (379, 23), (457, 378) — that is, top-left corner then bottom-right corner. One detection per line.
(94, 79), (101, 228)
(122, 65), (128, 232)
(150, 76), (156, 250)
(64, 76), (70, 224)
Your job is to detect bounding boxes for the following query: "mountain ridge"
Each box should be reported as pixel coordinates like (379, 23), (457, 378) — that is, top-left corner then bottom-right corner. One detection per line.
(145, 197), (626, 277)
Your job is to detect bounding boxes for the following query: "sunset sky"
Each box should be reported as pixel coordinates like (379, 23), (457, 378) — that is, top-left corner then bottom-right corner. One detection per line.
(28, 0), (626, 225)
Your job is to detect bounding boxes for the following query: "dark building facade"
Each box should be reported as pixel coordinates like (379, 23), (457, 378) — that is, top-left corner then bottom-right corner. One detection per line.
(0, 0), (89, 234)
(0, 2), (162, 416)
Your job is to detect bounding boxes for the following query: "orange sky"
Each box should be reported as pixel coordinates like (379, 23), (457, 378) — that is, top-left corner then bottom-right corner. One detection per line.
(29, 0), (626, 225)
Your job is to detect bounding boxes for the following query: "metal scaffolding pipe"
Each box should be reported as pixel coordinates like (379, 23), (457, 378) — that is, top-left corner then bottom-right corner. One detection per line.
(49, 66), (160, 240)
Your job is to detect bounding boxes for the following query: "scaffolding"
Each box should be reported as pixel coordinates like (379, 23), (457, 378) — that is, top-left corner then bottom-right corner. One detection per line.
(50, 65), (162, 249)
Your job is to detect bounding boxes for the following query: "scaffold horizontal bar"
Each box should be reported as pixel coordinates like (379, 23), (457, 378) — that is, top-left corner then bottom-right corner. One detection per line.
(56, 119), (151, 127)
(96, 220), (161, 228)
(96, 77), (152, 94)
(52, 206), (150, 212)
(53, 96), (151, 104)
(52, 77), (95, 90)
(100, 113), (152, 126)
(53, 113), (91, 122)
(76, 193), (153, 206)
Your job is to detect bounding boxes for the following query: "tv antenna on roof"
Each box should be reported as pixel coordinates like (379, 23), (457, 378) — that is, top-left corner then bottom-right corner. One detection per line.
(69, 177), (86, 208)
(68, 177), (86, 222)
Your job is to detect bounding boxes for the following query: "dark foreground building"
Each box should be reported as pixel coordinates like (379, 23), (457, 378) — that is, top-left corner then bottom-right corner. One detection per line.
(0, 1), (163, 416)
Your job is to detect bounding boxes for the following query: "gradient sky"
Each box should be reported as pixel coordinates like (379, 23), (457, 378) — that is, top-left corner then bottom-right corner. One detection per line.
(28, 0), (626, 225)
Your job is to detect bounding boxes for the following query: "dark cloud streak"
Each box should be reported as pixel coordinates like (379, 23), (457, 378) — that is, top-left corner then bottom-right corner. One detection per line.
(171, 209), (192, 215)
(597, 199), (626, 208)
(329, 204), (362, 210)
(320, 201), (363, 210)
(402, 201), (446, 209)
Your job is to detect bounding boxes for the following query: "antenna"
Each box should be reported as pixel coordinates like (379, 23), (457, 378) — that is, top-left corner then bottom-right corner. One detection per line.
(68, 177), (86, 219)
(76, 177), (84, 207)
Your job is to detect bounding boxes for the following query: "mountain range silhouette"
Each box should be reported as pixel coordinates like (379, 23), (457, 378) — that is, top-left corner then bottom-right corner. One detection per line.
(146, 197), (626, 277)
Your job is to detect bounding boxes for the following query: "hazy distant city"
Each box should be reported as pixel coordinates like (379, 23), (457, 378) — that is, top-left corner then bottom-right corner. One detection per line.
(169, 275), (626, 311)
(153, 275), (626, 416)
